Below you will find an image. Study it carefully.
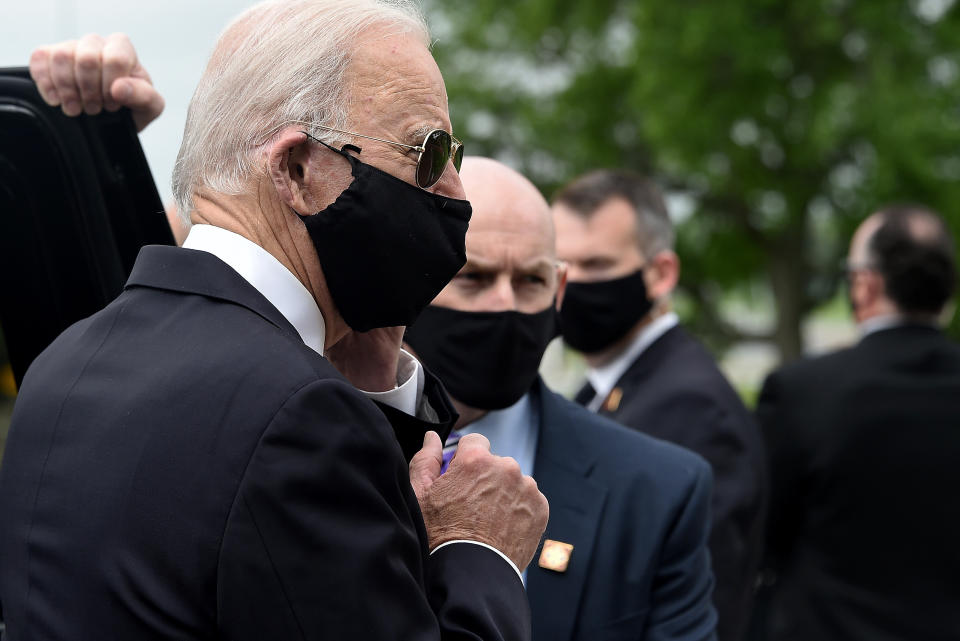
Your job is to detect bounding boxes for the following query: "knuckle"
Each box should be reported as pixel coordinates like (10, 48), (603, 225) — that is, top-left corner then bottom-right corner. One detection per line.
(101, 51), (130, 76)
(29, 48), (49, 67)
(459, 448), (485, 468)
(499, 457), (523, 480)
(50, 44), (76, 66)
(75, 52), (100, 73)
(524, 475), (540, 493)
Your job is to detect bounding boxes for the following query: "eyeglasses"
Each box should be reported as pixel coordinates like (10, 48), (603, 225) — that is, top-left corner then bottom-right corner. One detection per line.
(289, 120), (464, 189)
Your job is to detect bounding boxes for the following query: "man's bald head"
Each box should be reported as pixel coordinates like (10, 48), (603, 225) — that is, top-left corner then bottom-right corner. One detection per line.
(430, 157), (564, 314)
(848, 205), (957, 322)
(459, 157), (556, 254)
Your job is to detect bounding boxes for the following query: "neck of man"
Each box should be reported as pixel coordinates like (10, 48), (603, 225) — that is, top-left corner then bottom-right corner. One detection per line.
(854, 296), (901, 327)
(451, 398), (487, 431)
(188, 181), (350, 348)
(583, 300), (670, 369)
(858, 303), (940, 329)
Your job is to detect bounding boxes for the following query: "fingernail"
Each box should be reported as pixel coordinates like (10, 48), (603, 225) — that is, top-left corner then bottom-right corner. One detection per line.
(63, 100), (80, 114)
(117, 82), (132, 100)
(84, 103), (102, 116)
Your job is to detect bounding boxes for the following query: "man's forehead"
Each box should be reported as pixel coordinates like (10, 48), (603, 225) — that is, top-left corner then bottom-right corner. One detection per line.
(347, 31), (448, 112)
(463, 251), (556, 273)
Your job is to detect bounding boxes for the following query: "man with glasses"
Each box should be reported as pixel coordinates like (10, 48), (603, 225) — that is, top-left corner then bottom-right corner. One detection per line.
(405, 157), (718, 641)
(551, 170), (767, 641)
(755, 206), (960, 641)
(0, 3), (547, 639)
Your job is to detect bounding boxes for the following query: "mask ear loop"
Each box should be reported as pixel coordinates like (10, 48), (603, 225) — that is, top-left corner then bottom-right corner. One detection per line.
(292, 132), (363, 218)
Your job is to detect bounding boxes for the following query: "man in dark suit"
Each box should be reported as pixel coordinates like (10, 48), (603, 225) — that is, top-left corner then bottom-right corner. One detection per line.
(405, 157), (718, 641)
(755, 205), (960, 641)
(551, 170), (767, 641)
(0, 4), (549, 639)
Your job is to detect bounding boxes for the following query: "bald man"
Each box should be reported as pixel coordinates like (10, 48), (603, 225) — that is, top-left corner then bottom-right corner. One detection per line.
(406, 157), (719, 641)
(755, 205), (960, 641)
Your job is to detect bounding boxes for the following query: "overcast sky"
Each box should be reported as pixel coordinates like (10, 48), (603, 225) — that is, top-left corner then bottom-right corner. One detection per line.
(2, 0), (258, 204)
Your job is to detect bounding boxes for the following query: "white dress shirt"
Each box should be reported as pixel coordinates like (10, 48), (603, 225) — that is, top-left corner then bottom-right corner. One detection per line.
(182, 224), (423, 414)
(585, 312), (679, 412)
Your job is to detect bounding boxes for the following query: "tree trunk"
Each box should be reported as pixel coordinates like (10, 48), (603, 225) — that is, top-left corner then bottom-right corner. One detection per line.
(767, 233), (807, 363)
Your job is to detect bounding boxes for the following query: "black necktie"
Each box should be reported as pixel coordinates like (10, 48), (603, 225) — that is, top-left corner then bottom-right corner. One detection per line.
(574, 381), (597, 407)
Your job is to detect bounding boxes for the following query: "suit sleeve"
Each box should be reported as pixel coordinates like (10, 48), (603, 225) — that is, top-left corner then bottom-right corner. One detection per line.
(687, 399), (764, 641)
(216, 378), (529, 641)
(647, 460), (718, 641)
(755, 370), (803, 572)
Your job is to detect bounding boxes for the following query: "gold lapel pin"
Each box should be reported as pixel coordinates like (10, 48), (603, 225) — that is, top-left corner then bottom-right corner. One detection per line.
(538, 539), (574, 573)
(604, 387), (623, 412)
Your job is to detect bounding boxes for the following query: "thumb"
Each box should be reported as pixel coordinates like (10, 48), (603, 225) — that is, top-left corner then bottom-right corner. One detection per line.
(109, 77), (165, 132)
(409, 431), (443, 501)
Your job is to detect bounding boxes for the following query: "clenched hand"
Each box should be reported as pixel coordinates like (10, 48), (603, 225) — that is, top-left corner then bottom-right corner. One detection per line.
(410, 431), (549, 572)
(29, 33), (164, 132)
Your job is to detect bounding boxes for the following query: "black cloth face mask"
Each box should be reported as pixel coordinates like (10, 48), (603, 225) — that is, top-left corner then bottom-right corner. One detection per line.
(405, 304), (558, 410)
(559, 269), (653, 354)
(296, 143), (472, 332)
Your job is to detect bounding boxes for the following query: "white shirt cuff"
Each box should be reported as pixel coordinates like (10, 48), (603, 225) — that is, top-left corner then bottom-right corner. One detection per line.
(359, 349), (424, 416)
(430, 540), (524, 582)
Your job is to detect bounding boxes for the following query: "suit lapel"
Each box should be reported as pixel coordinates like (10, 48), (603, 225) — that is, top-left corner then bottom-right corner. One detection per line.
(599, 325), (680, 419)
(527, 381), (607, 641)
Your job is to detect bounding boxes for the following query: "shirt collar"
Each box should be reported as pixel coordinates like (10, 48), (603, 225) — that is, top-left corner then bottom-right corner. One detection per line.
(182, 224), (326, 355)
(858, 313), (906, 338)
(859, 313), (940, 339)
(586, 311), (679, 408)
(459, 392), (539, 478)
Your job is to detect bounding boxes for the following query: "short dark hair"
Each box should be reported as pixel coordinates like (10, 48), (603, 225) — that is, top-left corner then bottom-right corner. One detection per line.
(552, 169), (674, 256)
(868, 205), (957, 315)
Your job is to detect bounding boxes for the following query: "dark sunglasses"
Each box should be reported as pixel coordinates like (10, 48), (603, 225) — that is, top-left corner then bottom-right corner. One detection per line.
(291, 120), (463, 189)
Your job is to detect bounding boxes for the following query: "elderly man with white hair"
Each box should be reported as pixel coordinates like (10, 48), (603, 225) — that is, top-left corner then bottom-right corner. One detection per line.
(0, 2), (548, 639)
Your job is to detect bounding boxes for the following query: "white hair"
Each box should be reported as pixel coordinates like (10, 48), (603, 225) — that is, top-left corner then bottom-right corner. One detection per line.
(171, 0), (430, 222)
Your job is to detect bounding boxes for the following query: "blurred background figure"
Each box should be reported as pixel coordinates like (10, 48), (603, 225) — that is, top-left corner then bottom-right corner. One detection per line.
(406, 157), (718, 641)
(755, 205), (960, 641)
(551, 170), (766, 641)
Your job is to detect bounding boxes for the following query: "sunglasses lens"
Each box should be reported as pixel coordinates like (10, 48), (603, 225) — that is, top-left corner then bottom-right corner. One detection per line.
(417, 130), (452, 188)
(453, 141), (464, 172)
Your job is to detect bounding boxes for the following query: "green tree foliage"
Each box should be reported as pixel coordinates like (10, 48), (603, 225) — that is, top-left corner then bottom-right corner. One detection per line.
(427, 0), (960, 361)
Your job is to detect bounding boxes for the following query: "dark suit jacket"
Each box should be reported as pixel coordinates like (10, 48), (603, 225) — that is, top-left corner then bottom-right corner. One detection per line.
(755, 325), (960, 641)
(584, 325), (767, 641)
(0, 245), (529, 641)
(528, 380), (717, 641)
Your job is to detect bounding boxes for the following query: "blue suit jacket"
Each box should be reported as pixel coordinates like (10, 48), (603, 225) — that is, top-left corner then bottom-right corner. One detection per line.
(528, 380), (718, 641)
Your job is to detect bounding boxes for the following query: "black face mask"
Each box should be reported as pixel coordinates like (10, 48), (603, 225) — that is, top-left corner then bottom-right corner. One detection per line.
(405, 304), (558, 410)
(559, 269), (652, 354)
(296, 145), (472, 332)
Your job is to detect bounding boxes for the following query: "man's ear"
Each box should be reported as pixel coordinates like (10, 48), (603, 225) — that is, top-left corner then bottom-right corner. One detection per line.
(647, 250), (680, 300)
(268, 129), (313, 213)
